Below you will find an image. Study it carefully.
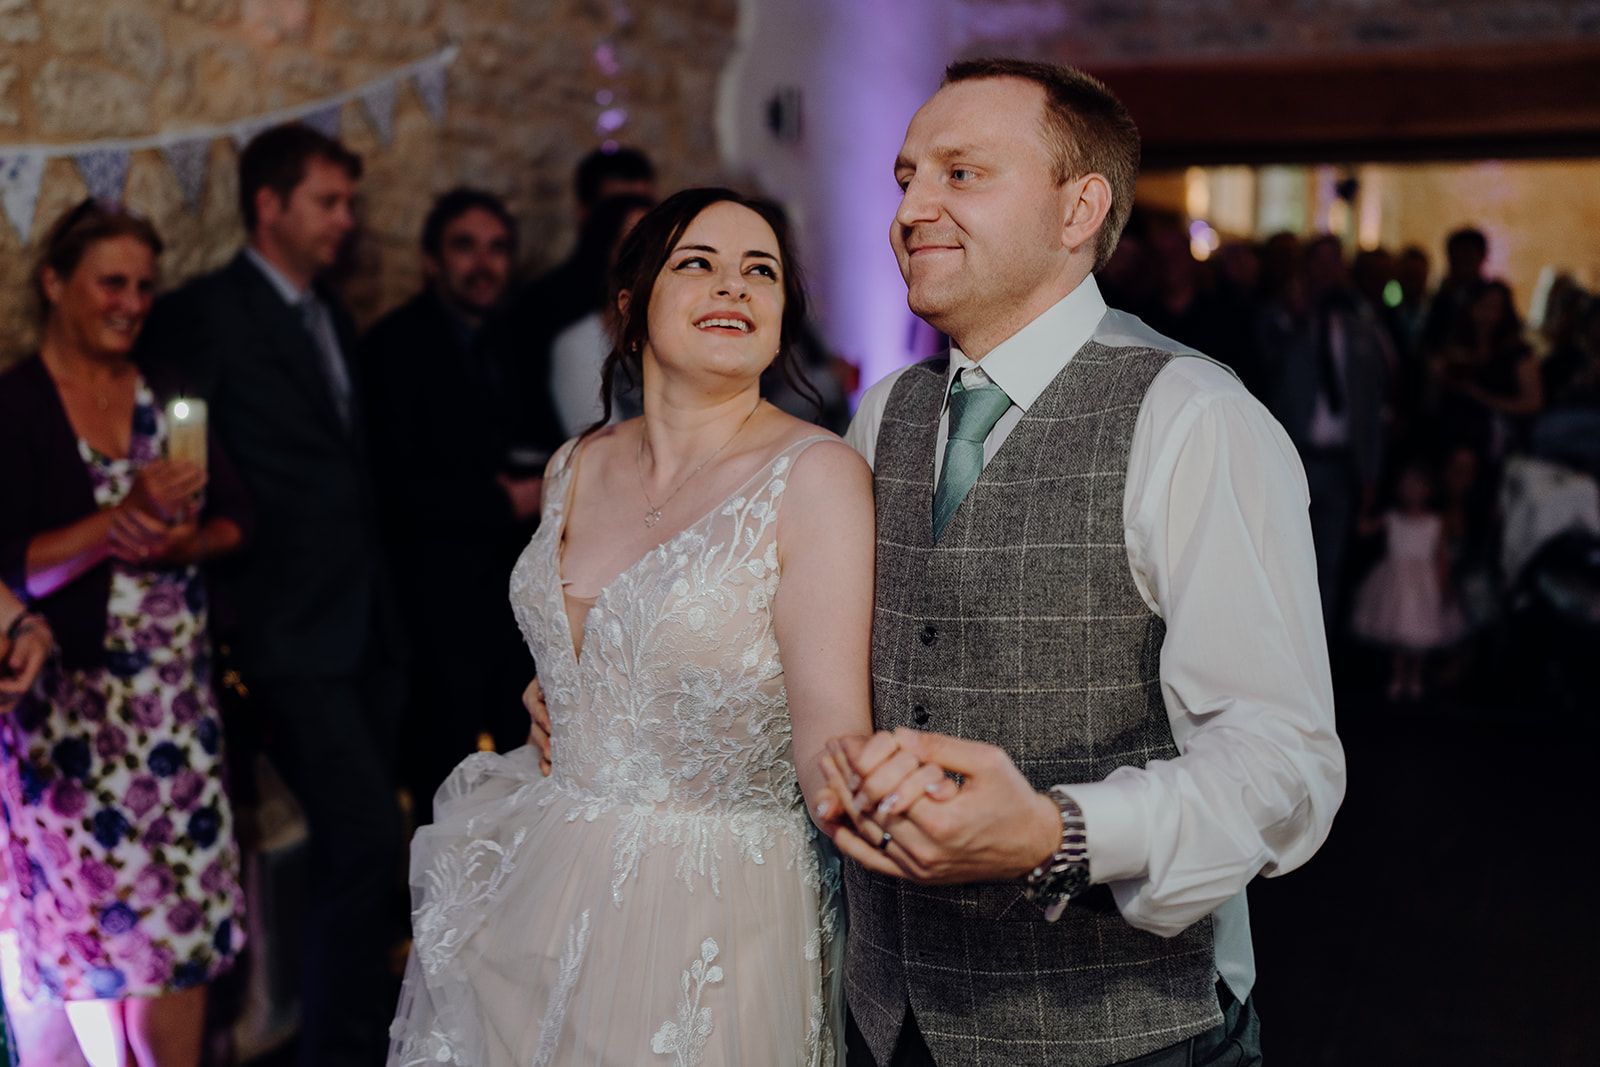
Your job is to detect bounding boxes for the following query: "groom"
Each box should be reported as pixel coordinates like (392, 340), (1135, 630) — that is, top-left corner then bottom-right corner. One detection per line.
(827, 59), (1345, 1066)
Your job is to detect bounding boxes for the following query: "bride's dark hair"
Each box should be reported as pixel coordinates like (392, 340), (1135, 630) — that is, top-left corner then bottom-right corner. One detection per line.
(586, 186), (820, 435)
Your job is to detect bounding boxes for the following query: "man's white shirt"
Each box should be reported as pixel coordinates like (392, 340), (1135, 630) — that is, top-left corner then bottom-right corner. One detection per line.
(845, 275), (1346, 1000)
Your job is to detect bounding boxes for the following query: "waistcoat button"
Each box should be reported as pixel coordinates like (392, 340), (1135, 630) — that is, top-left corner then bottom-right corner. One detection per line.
(912, 704), (930, 725)
(920, 625), (938, 645)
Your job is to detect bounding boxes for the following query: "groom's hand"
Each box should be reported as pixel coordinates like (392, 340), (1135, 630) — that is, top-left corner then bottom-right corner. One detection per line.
(834, 728), (1061, 885)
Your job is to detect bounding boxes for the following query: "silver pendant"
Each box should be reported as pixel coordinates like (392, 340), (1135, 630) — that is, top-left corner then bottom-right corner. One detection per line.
(643, 508), (662, 528)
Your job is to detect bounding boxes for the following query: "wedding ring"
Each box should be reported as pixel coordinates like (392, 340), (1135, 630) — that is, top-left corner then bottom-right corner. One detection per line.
(876, 829), (893, 852)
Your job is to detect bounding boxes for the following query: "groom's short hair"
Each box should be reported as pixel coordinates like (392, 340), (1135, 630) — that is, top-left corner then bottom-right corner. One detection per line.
(944, 58), (1140, 270)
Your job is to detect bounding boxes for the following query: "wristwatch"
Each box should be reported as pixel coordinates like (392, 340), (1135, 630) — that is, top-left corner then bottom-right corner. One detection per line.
(1022, 786), (1090, 922)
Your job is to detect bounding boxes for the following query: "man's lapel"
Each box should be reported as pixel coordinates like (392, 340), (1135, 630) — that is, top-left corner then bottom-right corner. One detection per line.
(226, 253), (348, 435)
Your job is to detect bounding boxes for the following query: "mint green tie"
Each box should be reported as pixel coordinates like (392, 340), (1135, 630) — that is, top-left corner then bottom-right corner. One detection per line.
(933, 374), (1012, 541)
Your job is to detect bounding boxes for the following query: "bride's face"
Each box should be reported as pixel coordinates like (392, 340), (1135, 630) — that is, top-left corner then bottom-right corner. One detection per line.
(641, 201), (785, 388)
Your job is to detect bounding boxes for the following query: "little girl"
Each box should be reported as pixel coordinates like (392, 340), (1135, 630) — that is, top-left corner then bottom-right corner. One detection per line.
(1351, 463), (1460, 700)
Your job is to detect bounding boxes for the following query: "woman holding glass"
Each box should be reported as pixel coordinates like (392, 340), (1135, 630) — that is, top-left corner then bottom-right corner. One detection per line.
(0, 200), (249, 1067)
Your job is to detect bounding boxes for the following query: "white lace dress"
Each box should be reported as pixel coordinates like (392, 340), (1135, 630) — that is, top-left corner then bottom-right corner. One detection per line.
(388, 435), (842, 1067)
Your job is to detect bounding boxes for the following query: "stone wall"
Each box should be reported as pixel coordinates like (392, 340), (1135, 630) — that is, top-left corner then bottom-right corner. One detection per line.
(0, 0), (737, 362)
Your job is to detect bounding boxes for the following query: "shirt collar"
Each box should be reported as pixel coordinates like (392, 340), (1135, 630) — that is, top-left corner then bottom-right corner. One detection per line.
(945, 274), (1108, 412)
(244, 246), (312, 308)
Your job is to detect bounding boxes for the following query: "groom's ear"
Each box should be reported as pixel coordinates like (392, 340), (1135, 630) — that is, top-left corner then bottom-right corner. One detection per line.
(1060, 172), (1112, 258)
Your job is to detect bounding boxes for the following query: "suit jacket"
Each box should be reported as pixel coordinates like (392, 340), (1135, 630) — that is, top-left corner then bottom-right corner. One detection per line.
(137, 251), (399, 681)
(499, 258), (590, 463)
(359, 290), (527, 633)
(1258, 292), (1388, 488)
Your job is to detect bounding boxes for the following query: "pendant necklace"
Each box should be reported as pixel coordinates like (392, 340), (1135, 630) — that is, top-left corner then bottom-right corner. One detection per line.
(636, 398), (762, 528)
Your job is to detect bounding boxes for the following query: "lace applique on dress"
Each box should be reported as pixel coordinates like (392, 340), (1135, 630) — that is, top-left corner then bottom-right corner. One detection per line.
(413, 827), (529, 977)
(651, 938), (725, 1066)
(531, 910), (592, 1067)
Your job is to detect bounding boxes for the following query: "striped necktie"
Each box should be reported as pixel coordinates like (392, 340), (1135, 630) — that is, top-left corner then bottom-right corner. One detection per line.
(932, 373), (1012, 541)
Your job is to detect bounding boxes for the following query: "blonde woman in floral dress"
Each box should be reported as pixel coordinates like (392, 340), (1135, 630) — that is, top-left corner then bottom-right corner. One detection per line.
(0, 201), (249, 1067)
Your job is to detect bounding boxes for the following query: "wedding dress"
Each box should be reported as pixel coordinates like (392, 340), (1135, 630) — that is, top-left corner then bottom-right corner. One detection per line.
(387, 434), (842, 1066)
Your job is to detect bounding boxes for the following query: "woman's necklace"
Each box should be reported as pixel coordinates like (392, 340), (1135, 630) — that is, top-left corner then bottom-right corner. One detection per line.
(635, 398), (762, 528)
(44, 348), (122, 411)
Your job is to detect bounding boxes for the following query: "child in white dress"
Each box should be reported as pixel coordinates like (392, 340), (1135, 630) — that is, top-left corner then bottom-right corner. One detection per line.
(1351, 464), (1459, 700)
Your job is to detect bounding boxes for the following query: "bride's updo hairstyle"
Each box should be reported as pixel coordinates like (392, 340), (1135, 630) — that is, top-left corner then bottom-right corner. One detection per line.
(587, 186), (819, 433)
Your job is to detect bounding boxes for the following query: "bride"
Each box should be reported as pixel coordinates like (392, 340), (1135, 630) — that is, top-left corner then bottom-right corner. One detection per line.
(386, 188), (874, 1066)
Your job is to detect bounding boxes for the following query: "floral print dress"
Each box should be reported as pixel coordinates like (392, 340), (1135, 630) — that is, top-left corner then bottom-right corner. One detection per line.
(0, 380), (245, 1001)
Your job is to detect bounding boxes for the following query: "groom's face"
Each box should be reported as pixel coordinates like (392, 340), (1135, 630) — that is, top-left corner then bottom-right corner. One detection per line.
(892, 78), (1069, 343)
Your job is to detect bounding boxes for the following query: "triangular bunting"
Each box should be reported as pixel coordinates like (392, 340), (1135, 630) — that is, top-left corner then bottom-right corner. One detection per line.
(302, 104), (342, 139)
(76, 149), (131, 204)
(161, 139), (212, 209)
(359, 80), (398, 145)
(0, 152), (46, 243)
(413, 63), (448, 123)
(230, 118), (272, 151)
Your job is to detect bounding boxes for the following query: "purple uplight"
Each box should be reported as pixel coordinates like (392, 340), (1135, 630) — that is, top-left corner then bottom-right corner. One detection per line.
(593, 42), (621, 77)
(596, 107), (628, 134)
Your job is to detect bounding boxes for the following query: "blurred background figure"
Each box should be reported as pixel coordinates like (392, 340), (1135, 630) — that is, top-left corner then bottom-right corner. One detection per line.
(541, 192), (656, 436)
(1350, 462), (1458, 700)
(1258, 233), (1389, 632)
(1425, 279), (1542, 463)
(137, 124), (405, 1067)
(503, 147), (659, 462)
(1420, 226), (1489, 351)
(0, 199), (249, 1067)
(359, 188), (541, 822)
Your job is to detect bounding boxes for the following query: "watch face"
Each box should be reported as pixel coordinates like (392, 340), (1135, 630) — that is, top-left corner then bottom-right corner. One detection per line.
(1058, 864), (1091, 897)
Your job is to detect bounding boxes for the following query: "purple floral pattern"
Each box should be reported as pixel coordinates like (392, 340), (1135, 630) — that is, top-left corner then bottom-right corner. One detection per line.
(0, 381), (245, 1001)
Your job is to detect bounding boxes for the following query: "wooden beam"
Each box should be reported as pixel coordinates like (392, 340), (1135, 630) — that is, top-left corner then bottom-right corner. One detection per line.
(1089, 44), (1600, 166)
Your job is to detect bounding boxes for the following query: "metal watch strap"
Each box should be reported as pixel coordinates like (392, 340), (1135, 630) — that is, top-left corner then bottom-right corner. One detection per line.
(1023, 785), (1089, 922)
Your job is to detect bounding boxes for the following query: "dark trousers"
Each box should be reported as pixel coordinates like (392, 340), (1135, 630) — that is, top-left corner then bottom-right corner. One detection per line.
(257, 664), (405, 1067)
(847, 981), (1262, 1067)
(1302, 450), (1359, 635)
(398, 603), (529, 825)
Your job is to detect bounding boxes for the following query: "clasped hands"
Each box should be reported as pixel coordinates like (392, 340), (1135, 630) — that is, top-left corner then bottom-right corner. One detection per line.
(815, 729), (1062, 887)
(108, 460), (208, 565)
(519, 676), (1063, 888)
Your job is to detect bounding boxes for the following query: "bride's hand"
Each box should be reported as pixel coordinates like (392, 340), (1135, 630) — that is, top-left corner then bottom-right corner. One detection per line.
(524, 677), (552, 775)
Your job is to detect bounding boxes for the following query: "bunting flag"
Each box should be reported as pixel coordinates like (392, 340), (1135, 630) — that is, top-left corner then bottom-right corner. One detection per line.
(0, 152), (46, 244)
(359, 80), (398, 145)
(0, 43), (459, 243)
(413, 63), (448, 123)
(75, 149), (132, 204)
(161, 139), (211, 209)
(301, 104), (343, 140)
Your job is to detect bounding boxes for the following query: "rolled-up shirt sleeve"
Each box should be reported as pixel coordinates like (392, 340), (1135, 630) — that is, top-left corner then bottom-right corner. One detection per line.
(1063, 359), (1345, 937)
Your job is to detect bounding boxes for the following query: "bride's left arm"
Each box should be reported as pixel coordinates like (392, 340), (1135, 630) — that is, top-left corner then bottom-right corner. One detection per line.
(771, 438), (875, 832)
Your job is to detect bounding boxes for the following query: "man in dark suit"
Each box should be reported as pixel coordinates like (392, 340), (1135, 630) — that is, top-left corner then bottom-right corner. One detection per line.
(360, 188), (541, 823)
(500, 146), (657, 463)
(1259, 234), (1389, 631)
(138, 123), (403, 1067)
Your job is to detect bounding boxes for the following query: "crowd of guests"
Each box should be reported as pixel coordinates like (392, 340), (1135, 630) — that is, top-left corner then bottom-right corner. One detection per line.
(1103, 212), (1600, 702)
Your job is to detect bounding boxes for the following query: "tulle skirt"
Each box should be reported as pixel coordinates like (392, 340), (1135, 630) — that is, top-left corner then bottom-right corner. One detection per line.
(387, 747), (842, 1067)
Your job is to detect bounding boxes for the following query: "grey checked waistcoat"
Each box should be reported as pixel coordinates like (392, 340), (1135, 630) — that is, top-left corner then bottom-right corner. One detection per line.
(846, 342), (1221, 1066)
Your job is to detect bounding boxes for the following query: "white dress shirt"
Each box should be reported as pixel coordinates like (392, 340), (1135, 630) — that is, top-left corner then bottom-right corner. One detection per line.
(846, 275), (1346, 1000)
(548, 311), (612, 438)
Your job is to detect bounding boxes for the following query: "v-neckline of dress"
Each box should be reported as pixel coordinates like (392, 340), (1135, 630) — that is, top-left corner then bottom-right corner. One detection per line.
(551, 435), (816, 669)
